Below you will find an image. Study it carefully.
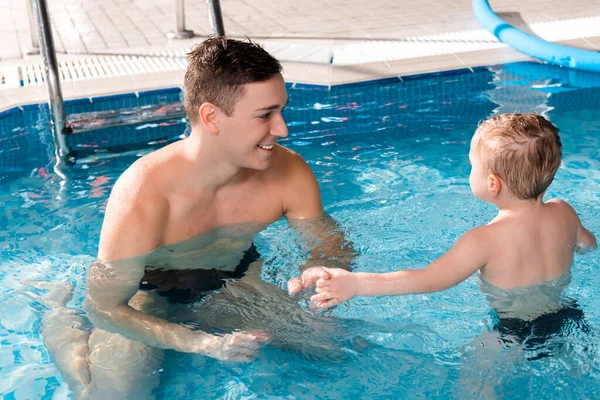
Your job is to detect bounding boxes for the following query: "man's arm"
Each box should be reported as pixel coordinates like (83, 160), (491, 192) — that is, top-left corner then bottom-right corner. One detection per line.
(288, 214), (357, 271)
(309, 227), (490, 308)
(281, 152), (357, 293)
(85, 171), (266, 360)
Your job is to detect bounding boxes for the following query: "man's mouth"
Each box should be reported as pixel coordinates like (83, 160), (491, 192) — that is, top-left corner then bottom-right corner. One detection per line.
(257, 144), (274, 150)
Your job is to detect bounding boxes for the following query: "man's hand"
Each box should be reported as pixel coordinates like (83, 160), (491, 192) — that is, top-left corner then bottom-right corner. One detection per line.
(190, 330), (270, 362)
(287, 267), (331, 295)
(309, 267), (359, 308)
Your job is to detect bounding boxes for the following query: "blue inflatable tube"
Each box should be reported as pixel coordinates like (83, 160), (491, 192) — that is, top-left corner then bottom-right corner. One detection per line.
(473, 0), (600, 72)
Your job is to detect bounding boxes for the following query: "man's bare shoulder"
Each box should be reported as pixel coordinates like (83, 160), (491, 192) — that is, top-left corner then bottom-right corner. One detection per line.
(268, 145), (322, 219)
(113, 143), (182, 201)
(99, 146), (177, 260)
(269, 144), (314, 179)
(108, 144), (180, 223)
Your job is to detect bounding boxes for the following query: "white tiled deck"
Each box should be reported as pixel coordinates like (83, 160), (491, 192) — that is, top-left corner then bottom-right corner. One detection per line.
(1, 0), (599, 111)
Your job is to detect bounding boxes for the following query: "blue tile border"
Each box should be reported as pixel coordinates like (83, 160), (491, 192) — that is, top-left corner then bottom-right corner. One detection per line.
(0, 63), (519, 118)
(331, 76), (402, 89)
(291, 82), (331, 90)
(91, 92), (138, 103)
(400, 67), (475, 82)
(137, 87), (182, 97)
(0, 107), (20, 119)
(65, 98), (93, 106)
(287, 65), (495, 90)
(21, 103), (47, 111)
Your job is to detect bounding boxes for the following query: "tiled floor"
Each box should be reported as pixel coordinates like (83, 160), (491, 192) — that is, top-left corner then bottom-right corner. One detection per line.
(1, 0), (599, 110)
(4, 0), (599, 58)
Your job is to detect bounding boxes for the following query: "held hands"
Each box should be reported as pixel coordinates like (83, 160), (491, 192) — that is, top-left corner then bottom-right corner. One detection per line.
(287, 266), (332, 295)
(288, 266), (359, 308)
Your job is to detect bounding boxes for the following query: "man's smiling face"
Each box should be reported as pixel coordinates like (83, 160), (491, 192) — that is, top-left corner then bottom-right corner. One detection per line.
(217, 73), (289, 171)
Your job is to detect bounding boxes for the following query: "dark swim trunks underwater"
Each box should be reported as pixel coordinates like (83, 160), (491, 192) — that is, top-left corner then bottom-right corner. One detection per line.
(138, 244), (260, 304)
(493, 305), (590, 360)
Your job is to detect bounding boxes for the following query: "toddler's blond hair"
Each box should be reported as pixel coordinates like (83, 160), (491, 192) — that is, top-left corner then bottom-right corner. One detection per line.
(475, 113), (562, 200)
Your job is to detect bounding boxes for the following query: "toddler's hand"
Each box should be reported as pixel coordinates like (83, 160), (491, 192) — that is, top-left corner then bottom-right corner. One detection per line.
(287, 266), (331, 295)
(310, 268), (358, 308)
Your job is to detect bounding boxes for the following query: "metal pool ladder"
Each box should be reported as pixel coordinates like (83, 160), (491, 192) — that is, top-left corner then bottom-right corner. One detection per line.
(30, 0), (73, 176)
(27, 0), (225, 175)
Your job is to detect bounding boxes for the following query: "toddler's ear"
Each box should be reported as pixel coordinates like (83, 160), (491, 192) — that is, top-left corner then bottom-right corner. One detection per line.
(487, 173), (502, 197)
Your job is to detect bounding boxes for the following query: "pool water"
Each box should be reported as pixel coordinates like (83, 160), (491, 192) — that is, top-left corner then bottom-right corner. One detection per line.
(1, 62), (599, 399)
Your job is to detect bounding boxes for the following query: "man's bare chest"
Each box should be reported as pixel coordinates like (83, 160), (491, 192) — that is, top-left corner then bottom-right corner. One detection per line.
(163, 187), (284, 245)
(146, 221), (269, 271)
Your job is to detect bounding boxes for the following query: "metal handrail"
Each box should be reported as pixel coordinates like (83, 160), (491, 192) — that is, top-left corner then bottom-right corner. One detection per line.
(168, 0), (225, 39)
(31, 0), (73, 175)
(167, 0), (194, 39)
(207, 0), (225, 36)
(23, 0), (40, 55)
(24, 0), (228, 177)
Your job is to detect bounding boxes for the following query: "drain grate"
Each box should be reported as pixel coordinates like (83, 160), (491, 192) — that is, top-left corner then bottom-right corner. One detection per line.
(0, 54), (188, 88)
(0, 66), (21, 88)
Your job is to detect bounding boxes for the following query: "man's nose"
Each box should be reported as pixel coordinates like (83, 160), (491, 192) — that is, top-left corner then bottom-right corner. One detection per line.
(270, 113), (289, 138)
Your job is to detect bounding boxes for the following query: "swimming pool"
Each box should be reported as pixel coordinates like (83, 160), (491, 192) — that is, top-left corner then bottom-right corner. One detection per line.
(1, 62), (599, 399)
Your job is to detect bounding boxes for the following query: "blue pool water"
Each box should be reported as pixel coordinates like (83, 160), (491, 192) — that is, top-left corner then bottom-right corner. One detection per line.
(1, 62), (600, 399)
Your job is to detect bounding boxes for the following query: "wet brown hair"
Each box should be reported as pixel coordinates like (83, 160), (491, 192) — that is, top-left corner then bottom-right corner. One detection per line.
(184, 36), (282, 125)
(475, 113), (562, 200)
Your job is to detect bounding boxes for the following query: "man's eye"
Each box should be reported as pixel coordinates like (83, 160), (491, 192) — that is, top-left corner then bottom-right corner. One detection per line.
(259, 113), (271, 120)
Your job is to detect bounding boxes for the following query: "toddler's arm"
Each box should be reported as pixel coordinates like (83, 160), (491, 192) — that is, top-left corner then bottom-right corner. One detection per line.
(577, 224), (597, 252)
(310, 227), (490, 308)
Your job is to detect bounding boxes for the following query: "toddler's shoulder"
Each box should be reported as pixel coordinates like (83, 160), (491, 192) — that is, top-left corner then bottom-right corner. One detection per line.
(546, 199), (584, 229)
(547, 198), (578, 215)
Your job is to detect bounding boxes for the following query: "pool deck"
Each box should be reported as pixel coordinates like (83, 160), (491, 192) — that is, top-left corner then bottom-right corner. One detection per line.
(1, 0), (600, 111)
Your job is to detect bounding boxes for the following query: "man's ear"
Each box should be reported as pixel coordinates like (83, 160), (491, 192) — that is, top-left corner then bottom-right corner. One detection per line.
(487, 173), (502, 197)
(199, 103), (219, 135)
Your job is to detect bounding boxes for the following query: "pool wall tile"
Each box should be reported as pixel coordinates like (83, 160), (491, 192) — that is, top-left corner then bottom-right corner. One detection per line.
(3, 62), (600, 179)
(138, 87), (182, 97)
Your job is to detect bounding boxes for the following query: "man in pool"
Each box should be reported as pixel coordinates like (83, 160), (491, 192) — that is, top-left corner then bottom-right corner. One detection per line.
(36, 37), (354, 399)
